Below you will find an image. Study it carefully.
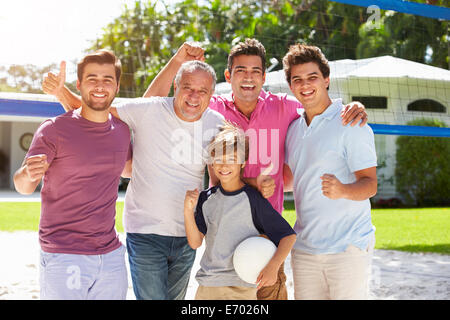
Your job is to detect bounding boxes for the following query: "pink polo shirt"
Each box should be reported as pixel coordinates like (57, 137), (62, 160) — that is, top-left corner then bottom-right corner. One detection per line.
(209, 90), (301, 213)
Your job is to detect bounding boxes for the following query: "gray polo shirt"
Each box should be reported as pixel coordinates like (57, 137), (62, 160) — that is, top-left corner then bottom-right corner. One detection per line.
(194, 184), (296, 287)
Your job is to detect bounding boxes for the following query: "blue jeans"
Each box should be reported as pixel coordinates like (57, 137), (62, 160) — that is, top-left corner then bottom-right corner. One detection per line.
(126, 233), (196, 300)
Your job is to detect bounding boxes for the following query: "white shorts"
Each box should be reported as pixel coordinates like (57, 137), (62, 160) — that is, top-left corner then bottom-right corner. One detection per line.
(291, 237), (375, 300)
(39, 245), (128, 300)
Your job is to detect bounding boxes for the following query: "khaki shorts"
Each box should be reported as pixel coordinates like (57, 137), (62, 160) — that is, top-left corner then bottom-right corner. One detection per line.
(256, 234), (288, 300)
(195, 285), (257, 300)
(256, 261), (288, 300)
(291, 238), (375, 300)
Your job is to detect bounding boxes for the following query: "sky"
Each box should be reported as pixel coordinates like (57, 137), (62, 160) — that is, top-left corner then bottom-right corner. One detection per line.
(0, 0), (140, 78)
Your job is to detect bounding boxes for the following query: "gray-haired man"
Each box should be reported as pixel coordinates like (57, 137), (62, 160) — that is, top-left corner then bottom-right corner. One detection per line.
(118, 60), (224, 300)
(43, 56), (224, 300)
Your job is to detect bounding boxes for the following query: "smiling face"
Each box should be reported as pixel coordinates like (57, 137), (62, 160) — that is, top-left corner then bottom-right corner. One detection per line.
(211, 152), (245, 187)
(225, 54), (266, 106)
(289, 62), (330, 112)
(77, 62), (119, 112)
(173, 69), (214, 122)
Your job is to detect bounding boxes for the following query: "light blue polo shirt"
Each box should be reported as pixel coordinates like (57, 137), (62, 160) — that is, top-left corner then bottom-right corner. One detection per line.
(285, 99), (377, 255)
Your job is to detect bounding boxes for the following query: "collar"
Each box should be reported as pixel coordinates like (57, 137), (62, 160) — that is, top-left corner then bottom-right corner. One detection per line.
(224, 90), (266, 113)
(318, 98), (343, 121)
(298, 98), (343, 127)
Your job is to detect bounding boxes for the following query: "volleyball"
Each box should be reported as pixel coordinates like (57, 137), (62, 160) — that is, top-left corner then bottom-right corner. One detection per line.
(233, 236), (277, 284)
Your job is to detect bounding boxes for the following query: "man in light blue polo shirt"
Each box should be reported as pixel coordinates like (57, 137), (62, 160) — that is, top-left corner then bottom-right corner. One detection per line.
(283, 44), (378, 300)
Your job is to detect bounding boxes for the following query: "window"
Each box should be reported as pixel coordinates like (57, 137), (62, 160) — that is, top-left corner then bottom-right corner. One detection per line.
(352, 96), (387, 109)
(407, 99), (446, 113)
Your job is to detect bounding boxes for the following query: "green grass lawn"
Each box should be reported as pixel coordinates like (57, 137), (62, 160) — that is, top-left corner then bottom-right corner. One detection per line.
(0, 202), (449, 255)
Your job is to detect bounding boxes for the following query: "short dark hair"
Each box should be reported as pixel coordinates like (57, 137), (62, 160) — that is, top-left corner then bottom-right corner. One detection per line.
(282, 44), (330, 85)
(227, 38), (266, 72)
(77, 49), (122, 85)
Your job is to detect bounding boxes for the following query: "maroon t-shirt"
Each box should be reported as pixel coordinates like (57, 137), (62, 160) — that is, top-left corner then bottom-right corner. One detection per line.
(27, 110), (131, 255)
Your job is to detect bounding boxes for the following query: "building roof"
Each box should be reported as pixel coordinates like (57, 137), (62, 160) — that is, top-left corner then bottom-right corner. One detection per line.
(0, 92), (64, 119)
(330, 56), (450, 81)
(215, 55), (450, 94)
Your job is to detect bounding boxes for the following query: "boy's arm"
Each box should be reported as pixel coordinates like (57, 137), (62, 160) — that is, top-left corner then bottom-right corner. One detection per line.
(256, 234), (296, 290)
(14, 155), (49, 195)
(184, 189), (205, 249)
(143, 42), (204, 97)
(248, 188), (297, 289)
(320, 166), (377, 201)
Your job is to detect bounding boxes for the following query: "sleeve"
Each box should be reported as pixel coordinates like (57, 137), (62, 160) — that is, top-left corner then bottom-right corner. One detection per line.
(26, 119), (58, 165)
(343, 125), (378, 173)
(246, 188), (296, 246)
(116, 97), (165, 130)
(194, 190), (209, 235)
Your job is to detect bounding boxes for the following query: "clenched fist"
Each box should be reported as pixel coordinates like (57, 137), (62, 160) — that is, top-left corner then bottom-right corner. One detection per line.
(174, 42), (205, 65)
(184, 188), (200, 213)
(24, 154), (49, 182)
(320, 174), (345, 199)
(256, 163), (276, 199)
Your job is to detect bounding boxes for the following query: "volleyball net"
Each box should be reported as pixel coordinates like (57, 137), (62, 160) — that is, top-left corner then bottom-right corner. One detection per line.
(1, 0), (448, 204)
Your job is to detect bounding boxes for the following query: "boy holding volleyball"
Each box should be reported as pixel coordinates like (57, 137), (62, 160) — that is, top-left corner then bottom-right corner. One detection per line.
(184, 121), (296, 300)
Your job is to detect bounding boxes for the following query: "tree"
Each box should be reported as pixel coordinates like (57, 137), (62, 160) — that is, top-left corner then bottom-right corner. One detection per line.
(87, 0), (449, 96)
(395, 119), (450, 206)
(89, 0), (184, 97)
(357, 0), (449, 68)
(0, 63), (58, 93)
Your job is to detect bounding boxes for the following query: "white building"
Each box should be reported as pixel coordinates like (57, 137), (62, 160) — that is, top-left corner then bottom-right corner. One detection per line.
(0, 93), (61, 189)
(1, 56), (449, 200)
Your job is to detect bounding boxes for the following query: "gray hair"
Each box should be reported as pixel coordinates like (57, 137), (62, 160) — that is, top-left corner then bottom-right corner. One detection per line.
(174, 60), (217, 92)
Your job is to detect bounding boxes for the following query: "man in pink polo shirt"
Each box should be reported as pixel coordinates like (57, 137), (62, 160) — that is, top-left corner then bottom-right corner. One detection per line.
(145, 39), (368, 300)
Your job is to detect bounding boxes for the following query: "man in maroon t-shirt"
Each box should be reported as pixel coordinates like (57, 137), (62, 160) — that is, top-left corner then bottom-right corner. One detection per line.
(13, 50), (132, 300)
